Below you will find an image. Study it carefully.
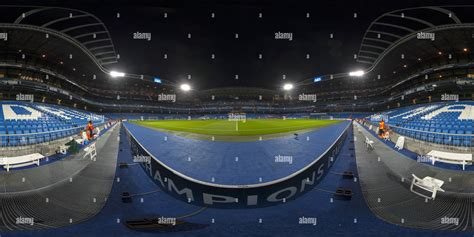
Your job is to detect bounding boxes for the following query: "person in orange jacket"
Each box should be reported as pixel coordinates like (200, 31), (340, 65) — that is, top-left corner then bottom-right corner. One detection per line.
(378, 119), (385, 137)
(85, 120), (95, 140)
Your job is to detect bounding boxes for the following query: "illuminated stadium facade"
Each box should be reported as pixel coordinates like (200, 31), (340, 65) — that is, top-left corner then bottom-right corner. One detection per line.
(0, 3), (472, 237)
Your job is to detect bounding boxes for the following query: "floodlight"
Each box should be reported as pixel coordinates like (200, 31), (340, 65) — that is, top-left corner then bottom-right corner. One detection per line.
(109, 71), (125, 78)
(283, 83), (294, 91)
(180, 84), (191, 91)
(348, 70), (365, 77)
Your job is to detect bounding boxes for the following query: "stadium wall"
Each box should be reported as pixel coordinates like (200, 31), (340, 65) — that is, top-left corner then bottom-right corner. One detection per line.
(123, 121), (351, 208)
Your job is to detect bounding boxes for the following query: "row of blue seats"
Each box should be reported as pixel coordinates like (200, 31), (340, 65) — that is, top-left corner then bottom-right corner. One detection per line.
(402, 126), (472, 135)
(392, 119), (472, 124)
(4, 118), (62, 122)
(5, 124), (74, 128)
(0, 129), (80, 146)
(0, 127), (75, 134)
(2, 122), (66, 127)
(4, 118), (100, 123)
(396, 129), (472, 147)
(430, 120), (469, 123)
(398, 124), (473, 130)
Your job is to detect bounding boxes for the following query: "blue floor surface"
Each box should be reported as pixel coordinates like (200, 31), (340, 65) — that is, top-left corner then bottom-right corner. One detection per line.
(3, 125), (472, 236)
(123, 121), (350, 185)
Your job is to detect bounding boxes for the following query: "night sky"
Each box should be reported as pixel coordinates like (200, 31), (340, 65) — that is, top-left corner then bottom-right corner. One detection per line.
(12, 0), (474, 89)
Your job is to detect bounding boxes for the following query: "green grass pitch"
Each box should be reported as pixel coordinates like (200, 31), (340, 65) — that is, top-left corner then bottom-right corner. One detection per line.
(132, 119), (342, 136)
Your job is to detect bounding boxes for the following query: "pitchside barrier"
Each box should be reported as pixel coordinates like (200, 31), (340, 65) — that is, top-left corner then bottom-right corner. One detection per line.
(123, 121), (351, 208)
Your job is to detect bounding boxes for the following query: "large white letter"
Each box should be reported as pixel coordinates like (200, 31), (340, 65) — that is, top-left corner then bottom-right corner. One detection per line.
(203, 193), (237, 205)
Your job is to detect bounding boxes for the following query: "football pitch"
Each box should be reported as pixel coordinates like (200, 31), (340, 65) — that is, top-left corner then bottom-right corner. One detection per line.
(131, 119), (342, 136)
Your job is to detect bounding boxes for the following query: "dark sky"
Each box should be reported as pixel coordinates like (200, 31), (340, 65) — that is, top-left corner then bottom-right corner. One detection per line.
(11, 0), (474, 89)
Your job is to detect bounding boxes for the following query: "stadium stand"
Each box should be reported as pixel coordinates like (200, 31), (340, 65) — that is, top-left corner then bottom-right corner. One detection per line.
(106, 112), (370, 121)
(372, 102), (474, 147)
(0, 101), (104, 146)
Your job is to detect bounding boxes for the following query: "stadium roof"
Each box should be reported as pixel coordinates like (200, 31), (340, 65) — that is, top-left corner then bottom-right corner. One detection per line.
(301, 6), (474, 89)
(0, 6), (176, 96)
(0, 6), (118, 70)
(357, 6), (474, 68)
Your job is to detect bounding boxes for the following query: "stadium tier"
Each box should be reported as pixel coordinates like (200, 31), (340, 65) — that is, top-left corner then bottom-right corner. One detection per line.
(107, 112), (370, 121)
(0, 101), (104, 146)
(372, 102), (474, 146)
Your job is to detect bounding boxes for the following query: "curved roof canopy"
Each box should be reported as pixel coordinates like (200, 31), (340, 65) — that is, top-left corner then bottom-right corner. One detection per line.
(357, 6), (474, 69)
(0, 6), (118, 70)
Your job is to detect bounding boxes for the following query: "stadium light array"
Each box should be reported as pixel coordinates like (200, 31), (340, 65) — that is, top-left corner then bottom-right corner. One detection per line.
(348, 70), (365, 77)
(283, 83), (294, 91)
(109, 71), (125, 78)
(180, 84), (191, 91)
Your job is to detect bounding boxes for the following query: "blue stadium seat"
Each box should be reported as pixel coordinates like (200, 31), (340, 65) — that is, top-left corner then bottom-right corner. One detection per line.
(0, 101), (104, 146)
(381, 102), (473, 147)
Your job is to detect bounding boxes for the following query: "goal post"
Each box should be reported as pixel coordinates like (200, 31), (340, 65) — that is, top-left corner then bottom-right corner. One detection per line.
(320, 115), (334, 120)
(310, 113), (333, 120)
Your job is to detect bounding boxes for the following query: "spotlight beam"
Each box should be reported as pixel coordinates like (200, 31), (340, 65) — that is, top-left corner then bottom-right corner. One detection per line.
(283, 83), (294, 91)
(348, 70), (365, 77)
(180, 84), (191, 91)
(109, 71), (125, 78)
